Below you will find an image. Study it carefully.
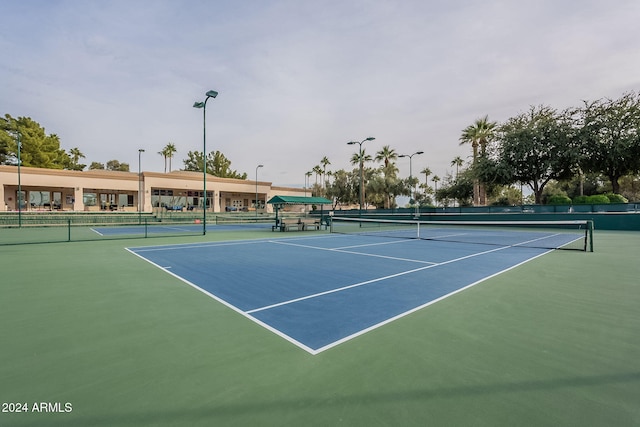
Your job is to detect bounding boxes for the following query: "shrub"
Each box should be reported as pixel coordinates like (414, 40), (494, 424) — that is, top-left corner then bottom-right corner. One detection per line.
(547, 195), (572, 205)
(586, 195), (610, 204)
(605, 193), (628, 203)
(572, 195), (589, 204)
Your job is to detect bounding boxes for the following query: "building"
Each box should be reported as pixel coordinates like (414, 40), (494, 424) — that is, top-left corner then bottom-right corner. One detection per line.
(0, 165), (306, 213)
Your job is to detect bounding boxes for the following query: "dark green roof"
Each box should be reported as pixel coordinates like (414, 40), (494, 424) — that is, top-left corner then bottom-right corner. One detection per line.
(267, 195), (332, 205)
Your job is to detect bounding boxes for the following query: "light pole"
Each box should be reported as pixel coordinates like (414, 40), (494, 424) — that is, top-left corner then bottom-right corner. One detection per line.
(138, 149), (145, 224)
(193, 89), (218, 235)
(305, 171), (312, 197)
(399, 151), (424, 217)
(255, 164), (263, 217)
(16, 129), (22, 227)
(347, 137), (375, 215)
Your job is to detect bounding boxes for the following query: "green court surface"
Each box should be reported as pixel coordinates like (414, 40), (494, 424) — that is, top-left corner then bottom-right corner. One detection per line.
(0, 229), (639, 426)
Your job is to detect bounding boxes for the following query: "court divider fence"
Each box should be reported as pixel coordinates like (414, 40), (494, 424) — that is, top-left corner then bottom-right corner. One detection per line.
(0, 216), (206, 246)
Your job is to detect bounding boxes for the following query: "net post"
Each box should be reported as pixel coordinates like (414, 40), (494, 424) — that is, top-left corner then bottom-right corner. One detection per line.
(144, 218), (148, 238)
(588, 220), (594, 252)
(68, 218), (71, 242)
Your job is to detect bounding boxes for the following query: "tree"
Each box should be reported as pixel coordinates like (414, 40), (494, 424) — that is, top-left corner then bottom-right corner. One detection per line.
(312, 165), (322, 186)
(451, 156), (464, 178)
(159, 149), (167, 172)
(375, 145), (400, 209)
(159, 142), (178, 173)
(320, 156), (331, 189)
(375, 145), (398, 168)
(326, 169), (358, 209)
(350, 149), (373, 208)
(106, 160), (130, 171)
(438, 169), (474, 206)
(0, 114), (69, 168)
(89, 162), (105, 170)
(479, 105), (578, 204)
(459, 115), (497, 205)
(183, 150), (247, 179)
(578, 92), (640, 194)
(432, 175), (441, 206)
(421, 167), (432, 188)
(66, 147), (86, 171)
(305, 171), (313, 194)
(0, 118), (11, 164)
(491, 185), (524, 206)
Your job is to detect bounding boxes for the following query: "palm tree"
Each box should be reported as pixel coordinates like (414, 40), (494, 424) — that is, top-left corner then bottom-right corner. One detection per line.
(375, 146), (399, 209)
(375, 145), (397, 168)
(459, 115), (497, 205)
(158, 150), (167, 173)
(350, 149), (373, 209)
(320, 156), (331, 189)
(432, 175), (441, 207)
(164, 143), (177, 172)
(421, 167), (432, 186)
(305, 171), (313, 196)
(451, 156), (464, 179)
(350, 149), (373, 168)
(68, 147), (86, 170)
(312, 165), (322, 186)
(159, 143), (177, 173)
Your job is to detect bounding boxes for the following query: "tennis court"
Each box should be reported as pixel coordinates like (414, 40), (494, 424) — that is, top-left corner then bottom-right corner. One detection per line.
(128, 220), (589, 354)
(1, 221), (639, 427)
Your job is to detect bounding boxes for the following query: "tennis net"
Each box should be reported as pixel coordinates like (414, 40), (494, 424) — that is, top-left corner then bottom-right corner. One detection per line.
(329, 217), (594, 251)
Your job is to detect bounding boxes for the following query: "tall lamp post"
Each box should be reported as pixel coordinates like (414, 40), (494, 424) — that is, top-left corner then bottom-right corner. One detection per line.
(305, 171), (312, 197)
(138, 149), (145, 224)
(347, 137), (375, 215)
(16, 129), (22, 228)
(399, 151), (424, 217)
(255, 164), (263, 217)
(193, 89), (218, 235)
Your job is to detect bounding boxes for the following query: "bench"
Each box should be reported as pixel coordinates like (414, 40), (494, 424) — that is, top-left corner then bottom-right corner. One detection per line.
(276, 218), (322, 231)
(164, 205), (184, 212)
(280, 218), (303, 231)
(300, 218), (320, 231)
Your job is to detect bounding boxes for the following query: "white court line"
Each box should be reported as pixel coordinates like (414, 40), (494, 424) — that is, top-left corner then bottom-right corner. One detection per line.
(269, 239), (437, 265)
(158, 226), (198, 232)
(312, 248), (554, 354)
(246, 243), (514, 314)
(129, 233), (337, 253)
(124, 247), (318, 354)
(333, 239), (417, 250)
(130, 239), (270, 253)
(250, 232), (563, 315)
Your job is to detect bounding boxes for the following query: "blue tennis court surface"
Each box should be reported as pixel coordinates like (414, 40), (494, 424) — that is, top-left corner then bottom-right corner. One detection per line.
(127, 233), (568, 354)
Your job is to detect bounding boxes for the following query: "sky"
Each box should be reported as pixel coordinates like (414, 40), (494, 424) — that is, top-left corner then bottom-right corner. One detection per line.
(1, 0), (639, 188)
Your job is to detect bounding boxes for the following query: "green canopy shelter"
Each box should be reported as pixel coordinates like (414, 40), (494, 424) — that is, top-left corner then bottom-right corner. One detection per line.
(267, 195), (332, 230)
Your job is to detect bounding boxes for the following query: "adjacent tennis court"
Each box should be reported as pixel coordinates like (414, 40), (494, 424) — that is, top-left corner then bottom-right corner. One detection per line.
(128, 220), (588, 354)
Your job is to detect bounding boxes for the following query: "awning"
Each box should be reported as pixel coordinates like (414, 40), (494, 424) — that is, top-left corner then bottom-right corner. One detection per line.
(267, 195), (332, 205)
